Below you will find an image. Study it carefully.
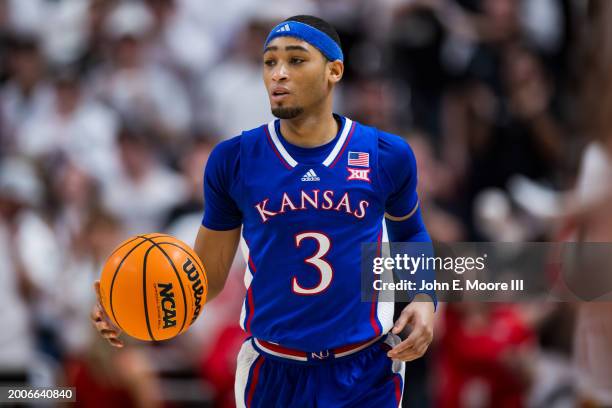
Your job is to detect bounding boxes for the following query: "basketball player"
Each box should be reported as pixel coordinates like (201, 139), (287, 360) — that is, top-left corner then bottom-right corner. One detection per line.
(92, 15), (436, 407)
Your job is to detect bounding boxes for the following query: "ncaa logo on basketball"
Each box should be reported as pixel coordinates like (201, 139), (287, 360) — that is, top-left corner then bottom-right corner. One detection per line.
(157, 283), (177, 329)
(346, 167), (370, 182)
(182, 259), (204, 324)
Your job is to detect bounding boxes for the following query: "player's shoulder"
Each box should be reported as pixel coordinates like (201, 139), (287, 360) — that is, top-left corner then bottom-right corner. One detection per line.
(350, 118), (411, 151)
(208, 122), (270, 164)
(376, 129), (412, 154)
(360, 124), (415, 164)
(205, 135), (242, 187)
(209, 134), (242, 161)
(241, 122), (269, 140)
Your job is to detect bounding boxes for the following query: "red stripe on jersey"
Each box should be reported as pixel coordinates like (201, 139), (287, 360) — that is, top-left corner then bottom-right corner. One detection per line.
(393, 374), (402, 406)
(246, 287), (255, 332)
(244, 243), (257, 332)
(329, 122), (357, 168)
(264, 126), (292, 170)
(258, 340), (308, 358)
(369, 228), (383, 337)
(248, 254), (257, 273)
(246, 356), (265, 407)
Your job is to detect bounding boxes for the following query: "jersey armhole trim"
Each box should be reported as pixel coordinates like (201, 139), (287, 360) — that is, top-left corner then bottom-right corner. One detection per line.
(237, 131), (247, 218)
(372, 128), (386, 201)
(385, 201), (419, 222)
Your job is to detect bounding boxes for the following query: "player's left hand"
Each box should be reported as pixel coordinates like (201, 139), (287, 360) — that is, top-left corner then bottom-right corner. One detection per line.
(387, 294), (435, 361)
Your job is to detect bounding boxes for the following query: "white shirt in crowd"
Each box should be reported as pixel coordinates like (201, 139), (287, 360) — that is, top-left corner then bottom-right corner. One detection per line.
(0, 211), (61, 370)
(199, 58), (273, 138)
(95, 64), (192, 136)
(1, 82), (53, 146)
(16, 97), (120, 183)
(102, 165), (188, 235)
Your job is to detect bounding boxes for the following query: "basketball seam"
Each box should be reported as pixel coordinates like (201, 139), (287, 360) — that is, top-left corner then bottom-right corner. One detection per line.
(154, 242), (208, 289)
(156, 242), (207, 325)
(108, 233), (170, 332)
(142, 245), (157, 341)
(152, 237), (207, 279)
(108, 236), (141, 258)
(139, 237), (189, 336)
(109, 237), (155, 332)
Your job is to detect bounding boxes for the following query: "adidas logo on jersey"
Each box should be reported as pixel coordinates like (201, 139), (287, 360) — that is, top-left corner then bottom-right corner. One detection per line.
(276, 24), (291, 33)
(301, 169), (320, 182)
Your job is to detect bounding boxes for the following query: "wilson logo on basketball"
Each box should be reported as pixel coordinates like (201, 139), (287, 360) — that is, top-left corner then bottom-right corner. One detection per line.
(158, 283), (177, 329)
(182, 259), (204, 324)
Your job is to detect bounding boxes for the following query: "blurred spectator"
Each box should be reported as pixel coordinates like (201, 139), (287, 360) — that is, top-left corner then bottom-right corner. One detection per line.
(386, 1), (450, 136)
(570, 41), (612, 403)
(55, 207), (124, 357)
(76, 0), (117, 76)
(0, 157), (60, 372)
(407, 132), (467, 242)
(93, 1), (192, 141)
(503, 3), (612, 402)
(0, 0), (12, 82)
(176, 0), (257, 51)
(64, 336), (162, 408)
(0, 35), (52, 150)
(102, 128), (188, 235)
(165, 137), (214, 243)
(39, 0), (91, 67)
(46, 160), (102, 252)
(4, 0), (47, 35)
(344, 76), (397, 131)
(435, 303), (536, 407)
(144, 0), (217, 77)
(16, 71), (120, 182)
(442, 44), (565, 238)
(0, 157), (39, 373)
(200, 325), (247, 408)
(197, 15), (274, 138)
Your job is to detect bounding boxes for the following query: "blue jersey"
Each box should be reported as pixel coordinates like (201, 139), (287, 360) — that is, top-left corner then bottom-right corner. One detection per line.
(203, 115), (426, 351)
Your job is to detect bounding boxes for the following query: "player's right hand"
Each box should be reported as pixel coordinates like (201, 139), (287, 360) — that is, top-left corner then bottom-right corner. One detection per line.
(91, 280), (124, 348)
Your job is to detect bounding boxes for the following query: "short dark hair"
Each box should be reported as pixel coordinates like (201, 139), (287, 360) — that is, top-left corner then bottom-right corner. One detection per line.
(283, 15), (342, 57)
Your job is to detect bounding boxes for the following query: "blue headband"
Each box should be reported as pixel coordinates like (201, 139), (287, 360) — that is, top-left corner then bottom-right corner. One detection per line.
(264, 21), (343, 62)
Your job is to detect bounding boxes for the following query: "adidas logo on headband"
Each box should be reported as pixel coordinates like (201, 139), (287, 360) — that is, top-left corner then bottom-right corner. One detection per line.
(276, 24), (291, 33)
(265, 20), (344, 62)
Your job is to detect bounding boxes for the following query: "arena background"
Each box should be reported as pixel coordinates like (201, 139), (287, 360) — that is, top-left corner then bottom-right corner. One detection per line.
(1, 0), (611, 406)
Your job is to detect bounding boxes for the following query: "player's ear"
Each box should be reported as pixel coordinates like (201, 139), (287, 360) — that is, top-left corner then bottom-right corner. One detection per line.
(327, 60), (344, 85)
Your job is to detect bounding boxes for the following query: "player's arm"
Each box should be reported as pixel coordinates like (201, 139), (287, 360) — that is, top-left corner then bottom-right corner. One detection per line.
(197, 136), (243, 300)
(385, 211), (436, 362)
(378, 132), (436, 362)
(193, 225), (241, 302)
(385, 205), (437, 307)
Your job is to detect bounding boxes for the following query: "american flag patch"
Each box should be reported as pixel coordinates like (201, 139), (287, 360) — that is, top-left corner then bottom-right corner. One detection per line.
(348, 151), (369, 167)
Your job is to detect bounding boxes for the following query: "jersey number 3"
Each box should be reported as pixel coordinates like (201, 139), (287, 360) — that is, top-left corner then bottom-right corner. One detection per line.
(292, 232), (333, 295)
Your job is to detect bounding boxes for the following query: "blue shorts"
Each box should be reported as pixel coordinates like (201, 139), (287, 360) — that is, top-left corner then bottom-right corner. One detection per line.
(234, 334), (405, 408)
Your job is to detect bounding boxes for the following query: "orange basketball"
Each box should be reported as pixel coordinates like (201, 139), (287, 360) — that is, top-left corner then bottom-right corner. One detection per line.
(99, 233), (207, 341)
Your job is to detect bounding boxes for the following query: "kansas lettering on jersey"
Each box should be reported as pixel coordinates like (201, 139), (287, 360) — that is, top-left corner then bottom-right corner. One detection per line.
(203, 116), (420, 351)
(254, 190), (369, 222)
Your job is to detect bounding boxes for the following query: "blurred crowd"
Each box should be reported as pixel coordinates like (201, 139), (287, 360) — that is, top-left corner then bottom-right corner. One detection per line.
(0, 0), (610, 407)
